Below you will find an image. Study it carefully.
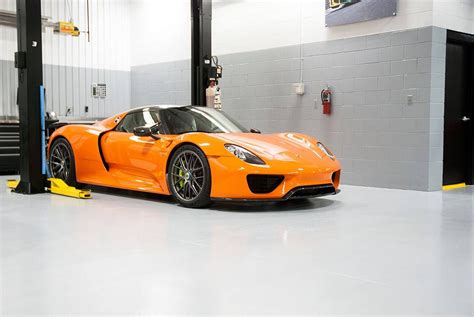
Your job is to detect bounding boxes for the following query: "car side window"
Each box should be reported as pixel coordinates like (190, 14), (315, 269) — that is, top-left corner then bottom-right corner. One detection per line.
(116, 111), (162, 133)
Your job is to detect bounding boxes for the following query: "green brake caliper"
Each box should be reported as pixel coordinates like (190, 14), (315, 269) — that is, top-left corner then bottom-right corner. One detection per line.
(178, 167), (185, 189)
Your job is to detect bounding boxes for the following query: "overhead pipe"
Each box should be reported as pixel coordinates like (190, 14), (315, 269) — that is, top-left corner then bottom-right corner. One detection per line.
(0, 9), (51, 29)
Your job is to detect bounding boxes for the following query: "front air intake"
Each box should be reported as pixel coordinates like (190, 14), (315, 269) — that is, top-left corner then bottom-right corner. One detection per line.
(332, 170), (341, 188)
(288, 185), (336, 198)
(247, 175), (284, 194)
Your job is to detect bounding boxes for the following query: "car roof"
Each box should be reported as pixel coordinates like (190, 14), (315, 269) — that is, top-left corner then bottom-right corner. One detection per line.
(127, 105), (192, 114)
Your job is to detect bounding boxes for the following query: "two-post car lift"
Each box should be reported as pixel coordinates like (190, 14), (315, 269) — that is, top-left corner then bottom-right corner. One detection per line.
(8, 0), (216, 198)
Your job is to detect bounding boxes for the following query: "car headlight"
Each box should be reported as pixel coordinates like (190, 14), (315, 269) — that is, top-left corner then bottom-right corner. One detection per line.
(317, 142), (335, 160)
(224, 144), (265, 165)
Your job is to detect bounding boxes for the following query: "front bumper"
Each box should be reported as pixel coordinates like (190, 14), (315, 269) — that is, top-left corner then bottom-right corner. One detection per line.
(212, 185), (340, 202)
(208, 156), (341, 200)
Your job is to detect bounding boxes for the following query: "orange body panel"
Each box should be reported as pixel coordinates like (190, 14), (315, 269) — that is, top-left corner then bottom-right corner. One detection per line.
(48, 112), (341, 200)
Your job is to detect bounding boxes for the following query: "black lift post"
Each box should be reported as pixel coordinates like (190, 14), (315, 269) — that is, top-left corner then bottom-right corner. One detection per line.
(14, 0), (46, 194)
(191, 0), (212, 107)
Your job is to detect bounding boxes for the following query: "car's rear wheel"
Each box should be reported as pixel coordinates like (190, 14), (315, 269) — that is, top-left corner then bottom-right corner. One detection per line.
(167, 145), (212, 208)
(49, 138), (81, 188)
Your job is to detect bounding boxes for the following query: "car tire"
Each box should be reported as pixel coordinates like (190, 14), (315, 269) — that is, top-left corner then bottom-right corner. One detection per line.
(167, 144), (212, 208)
(48, 138), (83, 188)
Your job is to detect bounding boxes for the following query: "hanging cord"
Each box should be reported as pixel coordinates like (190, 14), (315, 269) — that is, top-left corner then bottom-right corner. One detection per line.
(211, 56), (223, 75)
(65, 0), (74, 23)
(299, 0), (303, 83)
(211, 56), (219, 68)
(86, 0), (90, 42)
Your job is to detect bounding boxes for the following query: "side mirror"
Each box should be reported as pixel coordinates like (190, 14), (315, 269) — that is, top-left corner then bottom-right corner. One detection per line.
(250, 128), (261, 134)
(134, 126), (160, 140)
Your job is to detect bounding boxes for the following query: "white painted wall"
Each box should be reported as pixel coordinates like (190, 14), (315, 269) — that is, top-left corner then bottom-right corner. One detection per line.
(1, 0), (472, 70)
(130, 0), (191, 66)
(0, 0), (131, 71)
(433, 0), (474, 35)
(212, 0), (434, 56)
(130, 0), (474, 67)
(131, 0), (437, 66)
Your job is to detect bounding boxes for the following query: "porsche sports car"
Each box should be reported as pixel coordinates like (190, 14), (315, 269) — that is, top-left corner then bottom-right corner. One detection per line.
(48, 105), (341, 208)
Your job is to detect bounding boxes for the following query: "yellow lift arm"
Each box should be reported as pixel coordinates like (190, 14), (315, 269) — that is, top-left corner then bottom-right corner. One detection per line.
(7, 178), (91, 199)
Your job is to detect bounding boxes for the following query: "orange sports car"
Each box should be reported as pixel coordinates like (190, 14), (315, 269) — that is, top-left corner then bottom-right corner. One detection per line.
(48, 105), (341, 208)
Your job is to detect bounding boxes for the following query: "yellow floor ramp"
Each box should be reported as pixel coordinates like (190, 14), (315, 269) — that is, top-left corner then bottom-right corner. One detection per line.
(6, 178), (91, 199)
(442, 183), (466, 191)
(6, 179), (20, 189)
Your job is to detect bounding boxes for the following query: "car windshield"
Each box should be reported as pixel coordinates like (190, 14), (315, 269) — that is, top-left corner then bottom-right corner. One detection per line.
(160, 106), (248, 134)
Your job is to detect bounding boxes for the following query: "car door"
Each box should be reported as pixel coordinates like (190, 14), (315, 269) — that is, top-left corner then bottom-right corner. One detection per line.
(101, 110), (169, 193)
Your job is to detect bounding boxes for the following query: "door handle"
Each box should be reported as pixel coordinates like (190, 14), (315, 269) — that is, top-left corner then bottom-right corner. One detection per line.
(462, 116), (470, 122)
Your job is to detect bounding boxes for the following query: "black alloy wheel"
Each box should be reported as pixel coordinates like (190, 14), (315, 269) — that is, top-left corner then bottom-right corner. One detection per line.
(48, 138), (81, 187)
(168, 145), (212, 208)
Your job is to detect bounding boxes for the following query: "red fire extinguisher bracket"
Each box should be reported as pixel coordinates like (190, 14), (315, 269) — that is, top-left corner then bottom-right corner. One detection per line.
(321, 87), (332, 115)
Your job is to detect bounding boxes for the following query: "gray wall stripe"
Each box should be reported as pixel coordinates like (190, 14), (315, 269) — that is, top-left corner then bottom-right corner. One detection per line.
(0, 62), (131, 118)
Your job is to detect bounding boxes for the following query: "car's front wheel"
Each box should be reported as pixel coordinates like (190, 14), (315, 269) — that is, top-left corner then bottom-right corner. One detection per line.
(167, 145), (212, 208)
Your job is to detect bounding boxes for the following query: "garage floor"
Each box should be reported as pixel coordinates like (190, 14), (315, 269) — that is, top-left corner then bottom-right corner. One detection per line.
(0, 175), (472, 315)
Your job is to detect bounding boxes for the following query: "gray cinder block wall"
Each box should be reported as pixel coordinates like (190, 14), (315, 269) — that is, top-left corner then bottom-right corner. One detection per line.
(131, 60), (191, 106)
(131, 26), (446, 191)
(0, 61), (131, 118)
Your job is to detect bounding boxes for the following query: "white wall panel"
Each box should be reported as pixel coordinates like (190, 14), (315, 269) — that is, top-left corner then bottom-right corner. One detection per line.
(0, 0), (131, 71)
(0, 0), (17, 62)
(0, 0), (132, 117)
(0, 0), (17, 117)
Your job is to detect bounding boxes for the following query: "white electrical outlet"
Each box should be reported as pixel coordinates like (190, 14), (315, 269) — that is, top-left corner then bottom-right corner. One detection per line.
(407, 94), (414, 105)
(293, 83), (305, 95)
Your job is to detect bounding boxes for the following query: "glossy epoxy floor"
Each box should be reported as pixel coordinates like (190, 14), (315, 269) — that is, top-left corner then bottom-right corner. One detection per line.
(0, 175), (472, 315)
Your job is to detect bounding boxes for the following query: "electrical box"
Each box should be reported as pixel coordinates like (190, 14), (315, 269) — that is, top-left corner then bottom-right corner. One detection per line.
(92, 83), (107, 98)
(293, 83), (305, 95)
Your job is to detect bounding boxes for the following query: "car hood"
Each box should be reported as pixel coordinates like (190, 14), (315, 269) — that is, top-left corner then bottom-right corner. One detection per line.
(211, 132), (331, 164)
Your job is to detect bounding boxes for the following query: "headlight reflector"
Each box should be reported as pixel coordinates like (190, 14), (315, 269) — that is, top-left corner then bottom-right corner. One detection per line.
(317, 142), (335, 160)
(224, 144), (265, 165)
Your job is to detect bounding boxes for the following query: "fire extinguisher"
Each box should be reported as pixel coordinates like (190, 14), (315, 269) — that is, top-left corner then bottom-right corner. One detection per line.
(321, 87), (332, 115)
